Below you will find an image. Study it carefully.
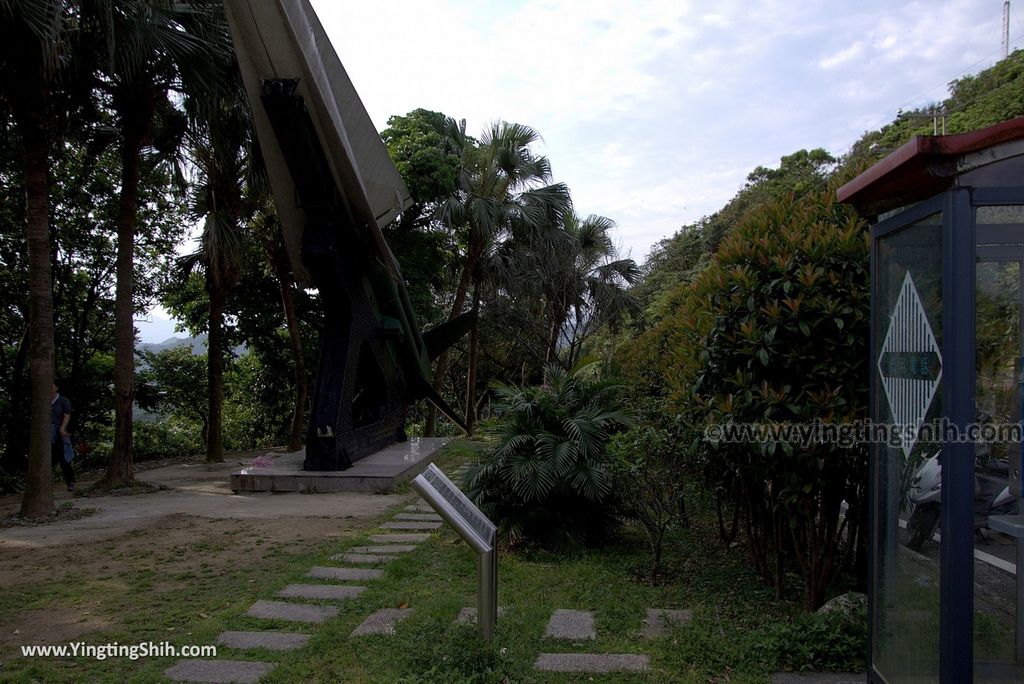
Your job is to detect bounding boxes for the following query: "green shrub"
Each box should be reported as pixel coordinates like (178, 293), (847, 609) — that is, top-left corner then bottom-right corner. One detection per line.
(759, 603), (867, 672)
(134, 417), (203, 461)
(608, 424), (689, 579)
(465, 362), (631, 552)
(663, 191), (870, 608)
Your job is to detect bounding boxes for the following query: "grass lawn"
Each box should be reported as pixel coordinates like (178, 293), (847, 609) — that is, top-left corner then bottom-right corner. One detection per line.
(0, 443), (856, 683)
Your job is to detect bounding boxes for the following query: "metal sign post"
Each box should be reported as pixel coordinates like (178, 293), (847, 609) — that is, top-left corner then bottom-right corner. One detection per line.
(411, 464), (497, 642)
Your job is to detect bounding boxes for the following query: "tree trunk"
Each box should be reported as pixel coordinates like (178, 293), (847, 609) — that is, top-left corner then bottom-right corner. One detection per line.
(19, 113), (56, 516)
(464, 281), (481, 435)
(269, 242), (306, 452)
(424, 245), (476, 436)
(103, 126), (144, 487)
(206, 280), (225, 463)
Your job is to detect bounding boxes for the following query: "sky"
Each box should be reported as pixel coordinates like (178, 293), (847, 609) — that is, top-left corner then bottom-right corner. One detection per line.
(138, 0), (1019, 342)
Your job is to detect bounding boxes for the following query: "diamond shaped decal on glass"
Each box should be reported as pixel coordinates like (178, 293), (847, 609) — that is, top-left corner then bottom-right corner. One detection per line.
(878, 271), (942, 458)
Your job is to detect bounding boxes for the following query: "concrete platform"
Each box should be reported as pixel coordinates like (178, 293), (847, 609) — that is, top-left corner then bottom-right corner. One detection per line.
(230, 438), (450, 493)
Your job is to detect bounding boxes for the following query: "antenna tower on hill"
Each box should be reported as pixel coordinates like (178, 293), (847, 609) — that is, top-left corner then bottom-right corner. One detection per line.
(1004, 0), (1011, 59)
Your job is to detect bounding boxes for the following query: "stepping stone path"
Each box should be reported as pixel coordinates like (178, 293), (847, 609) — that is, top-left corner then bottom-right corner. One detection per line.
(381, 520), (442, 530)
(394, 512), (443, 521)
(165, 659), (274, 683)
(330, 552), (396, 564)
(276, 583), (366, 600)
(216, 631), (310, 651)
(247, 600), (339, 624)
(370, 533), (429, 543)
(544, 608), (596, 640)
(307, 566), (383, 581)
(350, 608), (414, 636)
(350, 545), (417, 554)
(642, 608), (693, 638)
(533, 607), (657, 674)
(534, 653), (650, 673)
(164, 467), (458, 682)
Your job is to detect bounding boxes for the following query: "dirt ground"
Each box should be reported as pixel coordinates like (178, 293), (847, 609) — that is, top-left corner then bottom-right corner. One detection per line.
(0, 455), (409, 659)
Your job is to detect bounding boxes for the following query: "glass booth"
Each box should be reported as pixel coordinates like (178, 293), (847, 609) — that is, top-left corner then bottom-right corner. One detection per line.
(839, 118), (1024, 683)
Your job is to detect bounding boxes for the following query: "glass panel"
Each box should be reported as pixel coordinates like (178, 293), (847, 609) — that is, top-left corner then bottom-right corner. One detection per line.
(873, 211), (943, 681)
(974, 205), (1024, 682)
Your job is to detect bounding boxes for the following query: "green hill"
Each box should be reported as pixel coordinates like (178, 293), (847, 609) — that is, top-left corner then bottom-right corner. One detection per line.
(635, 49), (1024, 326)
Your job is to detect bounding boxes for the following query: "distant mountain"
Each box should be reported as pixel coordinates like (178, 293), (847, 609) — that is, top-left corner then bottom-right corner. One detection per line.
(138, 334), (247, 358)
(140, 334), (209, 355)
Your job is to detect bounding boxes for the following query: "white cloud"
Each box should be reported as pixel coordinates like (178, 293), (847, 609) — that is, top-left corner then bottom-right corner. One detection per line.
(820, 41), (864, 70)
(307, 0), (1009, 262)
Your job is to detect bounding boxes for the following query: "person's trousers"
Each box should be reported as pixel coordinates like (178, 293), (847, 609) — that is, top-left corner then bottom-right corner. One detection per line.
(50, 441), (75, 487)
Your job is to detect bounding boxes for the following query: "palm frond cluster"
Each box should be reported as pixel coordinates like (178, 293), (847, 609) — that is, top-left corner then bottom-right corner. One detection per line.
(464, 362), (631, 552)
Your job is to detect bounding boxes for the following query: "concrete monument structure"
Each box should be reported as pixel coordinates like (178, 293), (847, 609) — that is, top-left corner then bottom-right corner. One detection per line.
(223, 0), (471, 472)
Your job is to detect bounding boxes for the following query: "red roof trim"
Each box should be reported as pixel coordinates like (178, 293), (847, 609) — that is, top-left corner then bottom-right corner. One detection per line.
(837, 117), (1024, 210)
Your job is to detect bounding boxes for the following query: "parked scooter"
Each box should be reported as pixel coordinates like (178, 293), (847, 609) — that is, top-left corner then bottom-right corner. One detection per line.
(905, 444), (1017, 551)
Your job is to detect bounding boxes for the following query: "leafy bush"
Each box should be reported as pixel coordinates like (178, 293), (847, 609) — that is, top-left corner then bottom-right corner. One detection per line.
(608, 424), (689, 579)
(759, 602), (867, 672)
(660, 191), (870, 608)
(465, 362), (631, 552)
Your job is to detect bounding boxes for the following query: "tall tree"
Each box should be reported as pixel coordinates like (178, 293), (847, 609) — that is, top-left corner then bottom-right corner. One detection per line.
(429, 120), (572, 434)
(0, 0), (79, 515)
(95, 0), (216, 484)
(180, 52), (251, 464)
(492, 212), (639, 371)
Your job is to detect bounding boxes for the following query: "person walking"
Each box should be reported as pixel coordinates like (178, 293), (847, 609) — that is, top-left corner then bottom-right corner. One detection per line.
(51, 382), (75, 492)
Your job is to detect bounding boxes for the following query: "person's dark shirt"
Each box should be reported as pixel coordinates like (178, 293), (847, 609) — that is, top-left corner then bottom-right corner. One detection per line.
(51, 395), (71, 442)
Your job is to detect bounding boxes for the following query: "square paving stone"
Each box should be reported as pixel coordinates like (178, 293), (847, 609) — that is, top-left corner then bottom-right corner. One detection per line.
(544, 608), (596, 640)
(276, 584), (366, 600)
(307, 566), (383, 581)
(350, 608), (414, 636)
(534, 653), (650, 673)
(642, 608), (693, 638)
(330, 553), (396, 564)
(381, 521), (442, 530)
(404, 504), (434, 513)
(216, 631), (310, 651)
(247, 600), (338, 624)
(369, 533), (429, 543)
(165, 658), (275, 683)
(350, 545), (417, 554)
(395, 513), (443, 522)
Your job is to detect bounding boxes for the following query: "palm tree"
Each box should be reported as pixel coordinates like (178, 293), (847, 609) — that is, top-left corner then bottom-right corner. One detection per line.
(94, 0), (220, 484)
(427, 121), (572, 435)
(536, 212), (640, 368)
(464, 361), (631, 551)
(180, 53), (251, 464)
(0, 0), (74, 515)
